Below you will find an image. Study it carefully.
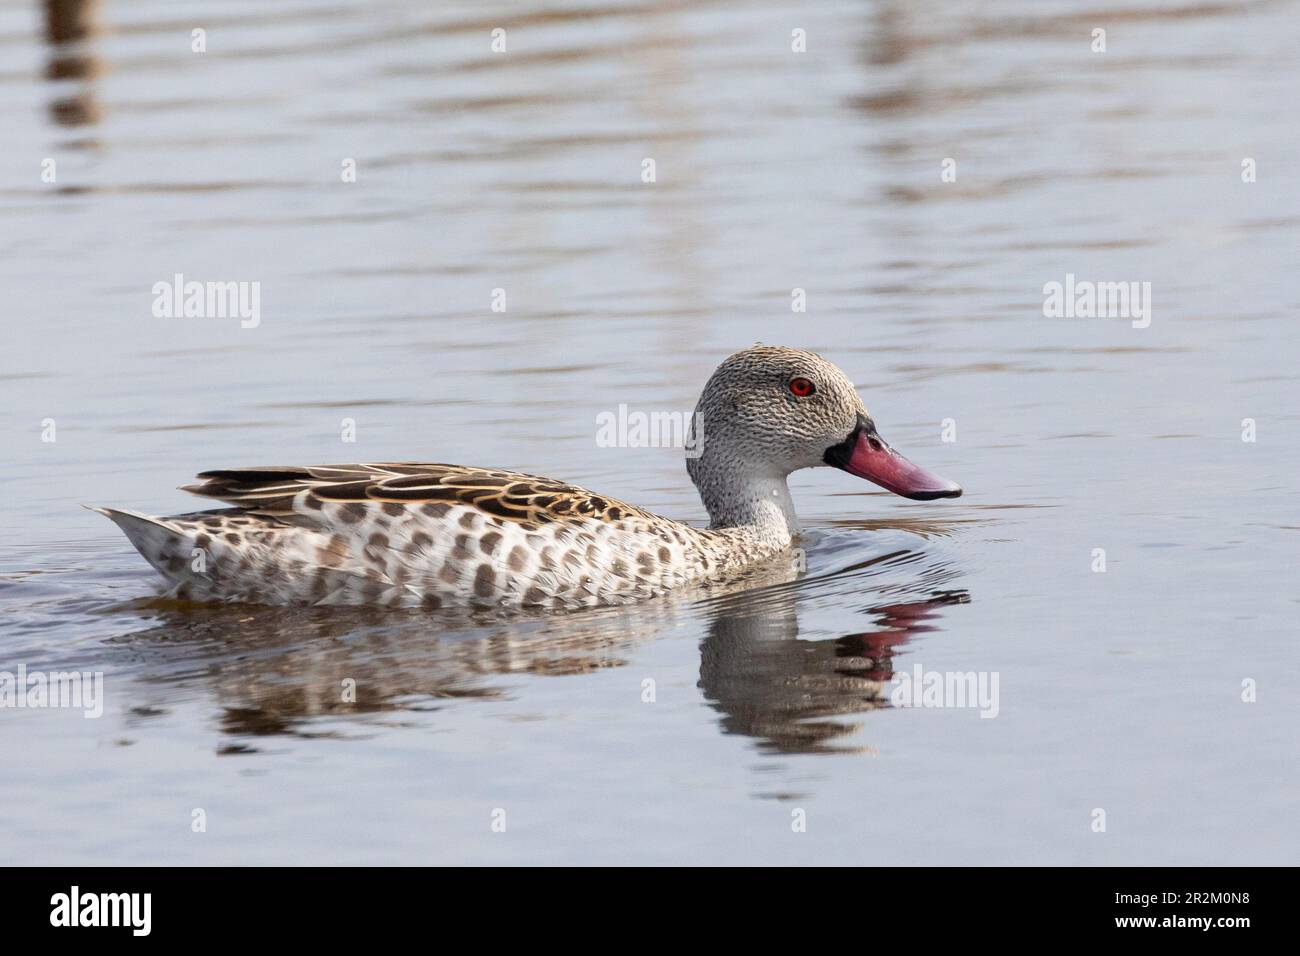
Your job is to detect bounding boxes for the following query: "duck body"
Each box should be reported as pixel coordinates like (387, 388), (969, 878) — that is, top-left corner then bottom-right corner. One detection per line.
(95, 463), (783, 609)
(96, 345), (961, 609)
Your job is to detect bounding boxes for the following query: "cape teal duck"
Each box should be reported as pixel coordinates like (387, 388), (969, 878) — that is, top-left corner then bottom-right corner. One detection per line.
(93, 345), (961, 609)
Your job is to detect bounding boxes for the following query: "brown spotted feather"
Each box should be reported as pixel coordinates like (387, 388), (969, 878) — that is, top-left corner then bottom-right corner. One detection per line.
(100, 462), (766, 609)
(94, 346), (924, 608)
(182, 462), (657, 527)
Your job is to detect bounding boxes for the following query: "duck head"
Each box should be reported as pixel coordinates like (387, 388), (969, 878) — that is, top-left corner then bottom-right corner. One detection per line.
(687, 345), (961, 533)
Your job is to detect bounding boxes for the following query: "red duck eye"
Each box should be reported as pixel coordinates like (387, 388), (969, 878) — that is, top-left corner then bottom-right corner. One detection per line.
(789, 377), (815, 397)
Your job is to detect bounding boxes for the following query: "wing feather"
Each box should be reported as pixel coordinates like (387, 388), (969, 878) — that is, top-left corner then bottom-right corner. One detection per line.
(181, 462), (657, 526)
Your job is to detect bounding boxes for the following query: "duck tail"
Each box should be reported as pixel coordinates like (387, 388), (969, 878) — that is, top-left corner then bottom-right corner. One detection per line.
(87, 505), (198, 588)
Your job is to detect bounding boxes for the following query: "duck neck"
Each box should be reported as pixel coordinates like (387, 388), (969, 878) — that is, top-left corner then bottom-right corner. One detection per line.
(687, 456), (798, 550)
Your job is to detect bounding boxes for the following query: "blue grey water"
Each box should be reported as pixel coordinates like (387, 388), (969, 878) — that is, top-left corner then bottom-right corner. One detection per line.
(1, 0), (1297, 864)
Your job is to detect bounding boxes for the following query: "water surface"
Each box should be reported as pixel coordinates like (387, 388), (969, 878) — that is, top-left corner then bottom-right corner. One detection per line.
(2, 0), (1298, 865)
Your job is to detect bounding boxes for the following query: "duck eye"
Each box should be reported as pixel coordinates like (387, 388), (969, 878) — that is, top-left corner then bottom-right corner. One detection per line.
(789, 377), (815, 397)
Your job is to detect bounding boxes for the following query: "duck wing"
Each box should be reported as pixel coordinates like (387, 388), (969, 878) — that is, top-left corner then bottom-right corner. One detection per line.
(181, 462), (656, 528)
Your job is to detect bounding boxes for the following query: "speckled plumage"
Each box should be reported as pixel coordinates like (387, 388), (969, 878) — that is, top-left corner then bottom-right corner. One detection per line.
(94, 345), (959, 608)
(94, 464), (766, 609)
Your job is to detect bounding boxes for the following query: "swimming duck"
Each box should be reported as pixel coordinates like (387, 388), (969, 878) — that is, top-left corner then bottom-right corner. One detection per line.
(94, 345), (961, 609)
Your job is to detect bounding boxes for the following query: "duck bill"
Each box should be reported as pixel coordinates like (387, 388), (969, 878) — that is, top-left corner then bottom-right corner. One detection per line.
(825, 419), (962, 501)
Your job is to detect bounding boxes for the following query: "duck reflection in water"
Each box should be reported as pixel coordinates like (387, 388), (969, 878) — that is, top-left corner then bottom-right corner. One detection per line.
(699, 583), (968, 755)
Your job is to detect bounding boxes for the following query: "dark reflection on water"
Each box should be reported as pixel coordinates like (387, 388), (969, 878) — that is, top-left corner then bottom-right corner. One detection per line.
(697, 546), (968, 754)
(700, 589), (969, 755)
(106, 600), (649, 740)
(43, 0), (103, 127)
